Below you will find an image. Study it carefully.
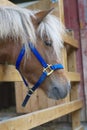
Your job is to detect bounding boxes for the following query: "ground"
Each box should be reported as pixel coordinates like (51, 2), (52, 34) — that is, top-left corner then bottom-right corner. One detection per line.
(32, 122), (87, 130)
(32, 122), (72, 130)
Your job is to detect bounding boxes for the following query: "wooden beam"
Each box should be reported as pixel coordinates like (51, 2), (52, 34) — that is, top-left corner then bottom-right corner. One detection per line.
(67, 42), (83, 129)
(63, 34), (79, 48)
(0, 65), (80, 82)
(0, 65), (22, 82)
(27, 0), (50, 10)
(67, 72), (80, 82)
(58, 0), (65, 24)
(0, 100), (82, 130)
(0, 0), (15, 6)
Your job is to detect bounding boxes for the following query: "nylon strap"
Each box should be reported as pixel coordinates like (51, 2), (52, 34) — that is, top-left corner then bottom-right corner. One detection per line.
(22, 71), (47, 106)
(16, 45), (28, 87)
(29, 43), (48, 68)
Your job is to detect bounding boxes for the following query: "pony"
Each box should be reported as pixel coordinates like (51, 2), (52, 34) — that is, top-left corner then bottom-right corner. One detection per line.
(0, 6), (71, 106)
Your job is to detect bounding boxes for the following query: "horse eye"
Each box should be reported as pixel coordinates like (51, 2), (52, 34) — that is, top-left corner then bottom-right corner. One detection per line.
(44, 40), (52, 46)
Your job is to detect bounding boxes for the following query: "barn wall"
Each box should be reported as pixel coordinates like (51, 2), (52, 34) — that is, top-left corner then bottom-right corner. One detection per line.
(64, 0), (86, 121)
(77, 0), (87, 121)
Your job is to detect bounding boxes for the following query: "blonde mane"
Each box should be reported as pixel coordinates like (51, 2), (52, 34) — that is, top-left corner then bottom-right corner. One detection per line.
(0, 6), (65, 58)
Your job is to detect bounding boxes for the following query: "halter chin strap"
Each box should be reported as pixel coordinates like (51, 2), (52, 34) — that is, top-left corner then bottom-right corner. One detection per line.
(16, 43), (64, 107)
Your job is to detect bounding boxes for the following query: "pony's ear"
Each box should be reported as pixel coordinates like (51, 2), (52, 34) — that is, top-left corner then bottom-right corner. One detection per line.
(35, 8), (54, 24)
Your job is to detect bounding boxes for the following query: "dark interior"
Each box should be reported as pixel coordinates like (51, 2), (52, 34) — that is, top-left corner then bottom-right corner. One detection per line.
(0, 83), (15, 110)
(9, 0), (37, 4)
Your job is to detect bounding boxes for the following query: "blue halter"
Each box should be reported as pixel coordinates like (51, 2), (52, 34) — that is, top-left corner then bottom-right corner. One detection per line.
(16, 43), (64, 107)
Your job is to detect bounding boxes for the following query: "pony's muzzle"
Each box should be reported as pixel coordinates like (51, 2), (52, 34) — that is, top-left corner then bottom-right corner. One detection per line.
(48, 82), (71, 100)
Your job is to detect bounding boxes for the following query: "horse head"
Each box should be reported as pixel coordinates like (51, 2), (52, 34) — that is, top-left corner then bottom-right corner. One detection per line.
(0, 7), (71, 102)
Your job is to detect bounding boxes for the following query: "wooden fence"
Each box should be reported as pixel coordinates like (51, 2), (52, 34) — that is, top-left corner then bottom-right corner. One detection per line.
(0, 0), (84, 130)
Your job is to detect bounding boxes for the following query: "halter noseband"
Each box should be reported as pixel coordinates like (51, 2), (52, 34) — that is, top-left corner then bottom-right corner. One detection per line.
(16, 43), (64, 107)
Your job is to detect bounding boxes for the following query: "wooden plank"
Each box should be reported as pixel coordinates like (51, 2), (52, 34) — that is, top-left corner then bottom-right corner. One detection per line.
(0, 65), (80, 82)
(71, 83), (83, 130)
(37, 89), (48, 110)
(0, 100), (83, 130)
(0, 65), (22, 82)
(15, 82), (25, 113)
(15, 82), (32, 113)
(67, 49), (77, 71)
(58, 0), (65, 24)
(62, 47), (68, 70)
(49, 0), (60, 17)
(47, 98), (56, 108)
(67, 42), (83, 129)
(29, 90), (39, 113)
(0, 0), (15, 6)
(67, 72), (80, 82)
(49, 0), (65, 24)
(27, 0), (50, 10)
(72, 111), (84, 130)
(63, 34), (79, 48)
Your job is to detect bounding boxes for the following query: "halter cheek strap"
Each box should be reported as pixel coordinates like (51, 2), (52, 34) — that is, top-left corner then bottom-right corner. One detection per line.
(16, 43), (64, 107)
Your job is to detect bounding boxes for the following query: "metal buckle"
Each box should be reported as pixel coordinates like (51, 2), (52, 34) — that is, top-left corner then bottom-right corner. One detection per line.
(27, 88), (34, 97)
(43, 64), (54, 76)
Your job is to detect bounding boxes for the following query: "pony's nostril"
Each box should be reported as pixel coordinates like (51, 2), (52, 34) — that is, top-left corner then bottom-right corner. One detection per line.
(48, 83), (70, 100)
(53, 87), (59, 94)
(52, 87), (60, 99)
(52, 86), (68, 99)
(48, 87), (60, 100)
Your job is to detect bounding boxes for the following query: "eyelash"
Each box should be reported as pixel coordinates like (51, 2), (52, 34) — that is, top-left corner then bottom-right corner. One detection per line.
(44, 41), (52, 46)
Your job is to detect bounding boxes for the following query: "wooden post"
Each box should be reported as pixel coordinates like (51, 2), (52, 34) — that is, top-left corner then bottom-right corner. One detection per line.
(0, 0), (15, 6)
(67, 47), (84, 130)
(49, 0), (65, 24)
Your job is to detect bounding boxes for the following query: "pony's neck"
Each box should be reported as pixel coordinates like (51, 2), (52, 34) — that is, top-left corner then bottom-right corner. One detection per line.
(0, 39), (23, 66)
